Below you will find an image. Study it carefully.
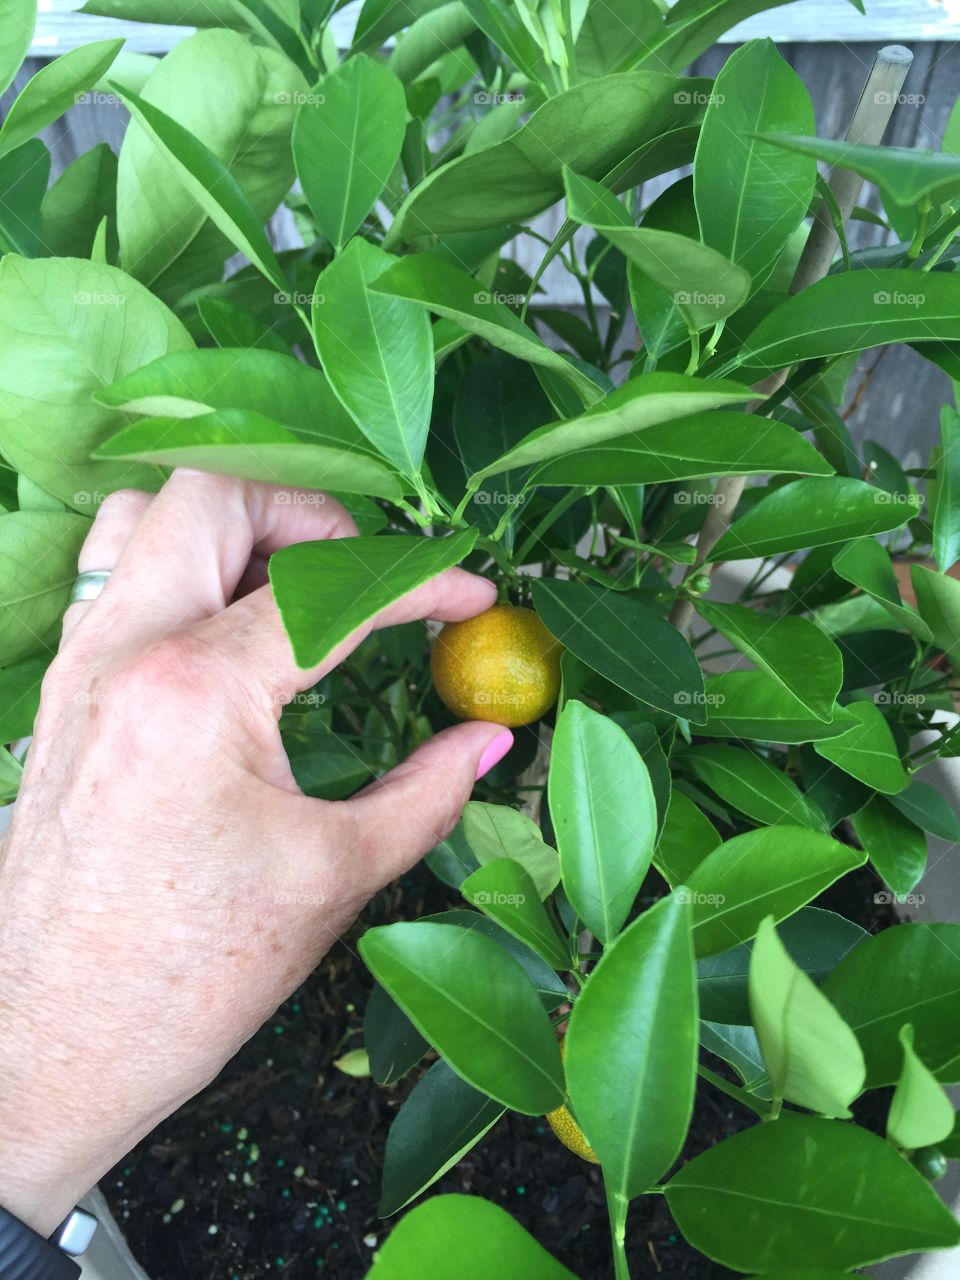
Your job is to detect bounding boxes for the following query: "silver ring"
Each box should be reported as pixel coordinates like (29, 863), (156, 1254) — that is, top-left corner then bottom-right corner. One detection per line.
(69, 570), (112, 604)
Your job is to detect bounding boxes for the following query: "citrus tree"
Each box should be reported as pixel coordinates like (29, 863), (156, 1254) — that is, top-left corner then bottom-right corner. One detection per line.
(3, 0), (960, 1276)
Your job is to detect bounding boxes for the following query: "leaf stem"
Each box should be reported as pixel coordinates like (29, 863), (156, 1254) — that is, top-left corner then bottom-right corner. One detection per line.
(908, 199), (932, 262)
(697, 1064), (769, 1119)
(605, 1181), (630, 1280)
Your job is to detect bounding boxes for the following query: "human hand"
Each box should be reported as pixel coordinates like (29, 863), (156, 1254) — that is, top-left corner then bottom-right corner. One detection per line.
(0, 472), (511, 1237)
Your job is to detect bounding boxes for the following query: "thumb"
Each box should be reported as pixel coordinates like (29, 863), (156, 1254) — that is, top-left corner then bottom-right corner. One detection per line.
(345, 721), (514, 889)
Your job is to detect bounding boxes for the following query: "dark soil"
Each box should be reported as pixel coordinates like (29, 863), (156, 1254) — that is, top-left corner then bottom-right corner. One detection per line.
(104, 863), (900, 1280)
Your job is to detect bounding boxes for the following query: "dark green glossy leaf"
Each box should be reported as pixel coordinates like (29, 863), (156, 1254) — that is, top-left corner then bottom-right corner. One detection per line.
(380, 1060), (504, 1216)
(694, 600), (843, 723)
(824, 924), (960, 1086)
(0, 654), (47, 742)
(888, 779), (960, 841)
(813, 701), (908, 795)
(359, 921), (564, 1114)
(549, 700), (657, 944)
(566, 894), (697, 1200)
(666, 1116), (960, 1271)
(711, 477), (916, 561)
(269, 531), (476, 669)
(364, 983), (428, 1086)
(461, 859), (569, 970)
(852, 794), (927, 896)
(694, 40), (815, 282)
(655, 791), (720, 886)
(0, 140), (49, 257)
(532, 579), (706, 723)
(686, 744), (824, 829)
(832, 538), (932, 640)
(685, 827), (865, 957)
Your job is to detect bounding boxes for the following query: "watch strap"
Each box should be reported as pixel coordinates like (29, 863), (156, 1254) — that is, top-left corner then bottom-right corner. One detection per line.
(0, 1205), (82, 1279)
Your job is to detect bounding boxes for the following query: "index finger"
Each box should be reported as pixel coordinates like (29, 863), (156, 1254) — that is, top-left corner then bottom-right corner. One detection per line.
(195, 566), (497, 707)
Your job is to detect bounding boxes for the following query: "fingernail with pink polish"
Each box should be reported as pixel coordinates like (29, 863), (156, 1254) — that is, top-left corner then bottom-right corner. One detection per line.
(475, 730), (514, 780)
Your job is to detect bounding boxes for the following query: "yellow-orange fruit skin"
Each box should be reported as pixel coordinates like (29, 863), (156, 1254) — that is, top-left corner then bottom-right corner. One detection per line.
(545, 1103), (600, 1164)
(430, 603), (562, 728)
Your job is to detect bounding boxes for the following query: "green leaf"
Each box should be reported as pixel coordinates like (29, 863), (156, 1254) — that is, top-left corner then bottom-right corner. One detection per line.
(700, 670), (857, 743)
(113, 62), (293, 293)
(0, 39), (122, 159)
(351, 0), (450, 52)
(694, 40), (815, 282)
(934, 405), (960, 573)
(531, 579), (706, 723)
(566, 894), (697, 1200)
(461, 801), (560, 899)
(655, 791), (720, 886)
(388, 71), (701, 242)
(549, 701), (657, 944)
(38, 143), (118, 260)
(0, 654), (47, 742)
(380, 1060), (504, 1216)
(700, 1020), (770, 1096)
(852, 794), (927, 897)
(684, 827), (865, 958)
(666, 1116), (960, 1272)
(268, 531), (476, 669)
(471, 373), (753, 482)
(888, 1024), (956, 1151)
(0, 138), (49, 257)
(912, 563), (960, 671)
(693, 600), (843, 724)
(367, 1195), (578, 1279)
(647, 0), (826, 71)
(888, 779), (960, 842)
(312, 239), (434, 477)
(461, 860), (569, 971)
(364, 983), (428, 1086)
(0, 512), (89, 664)
(0, 256), (192, 505)
(531, 410), (832, 488)
(95, 410), (405, 500)
(832, 539), (932, 640)
(359, 921), (564, 1114)
(685, 744), (824, 829)
(0, 0), (35, 97)
(823, 923), (960, 1086)
(750, 917), (865, 1117)
(388, 3), (476, 85)
(711, 477), (916, 561)
(813, 700), (908, 795)
(429, 909), (569, 1012)
(698, 907), (867, 1026)
(762, 132), (960, 209)
(735, 269), (960, 371)
(293, 55), (406, 252)
(564, 170), (751, 330)
(574, 0), (661, 77)
(371, 255), (600, 406)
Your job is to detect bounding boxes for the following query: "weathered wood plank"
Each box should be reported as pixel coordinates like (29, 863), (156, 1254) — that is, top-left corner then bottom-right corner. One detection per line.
(30, 0), (960, 55)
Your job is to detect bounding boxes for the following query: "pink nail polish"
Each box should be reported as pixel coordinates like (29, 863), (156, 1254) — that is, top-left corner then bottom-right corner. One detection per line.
(475, 730), (514, 780)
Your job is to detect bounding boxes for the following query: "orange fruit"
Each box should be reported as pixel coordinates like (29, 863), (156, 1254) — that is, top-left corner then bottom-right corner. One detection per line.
(546, 1101), (599, 1164)
(430, 603), (562, 728)
(546, 1041), (598, 1163)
